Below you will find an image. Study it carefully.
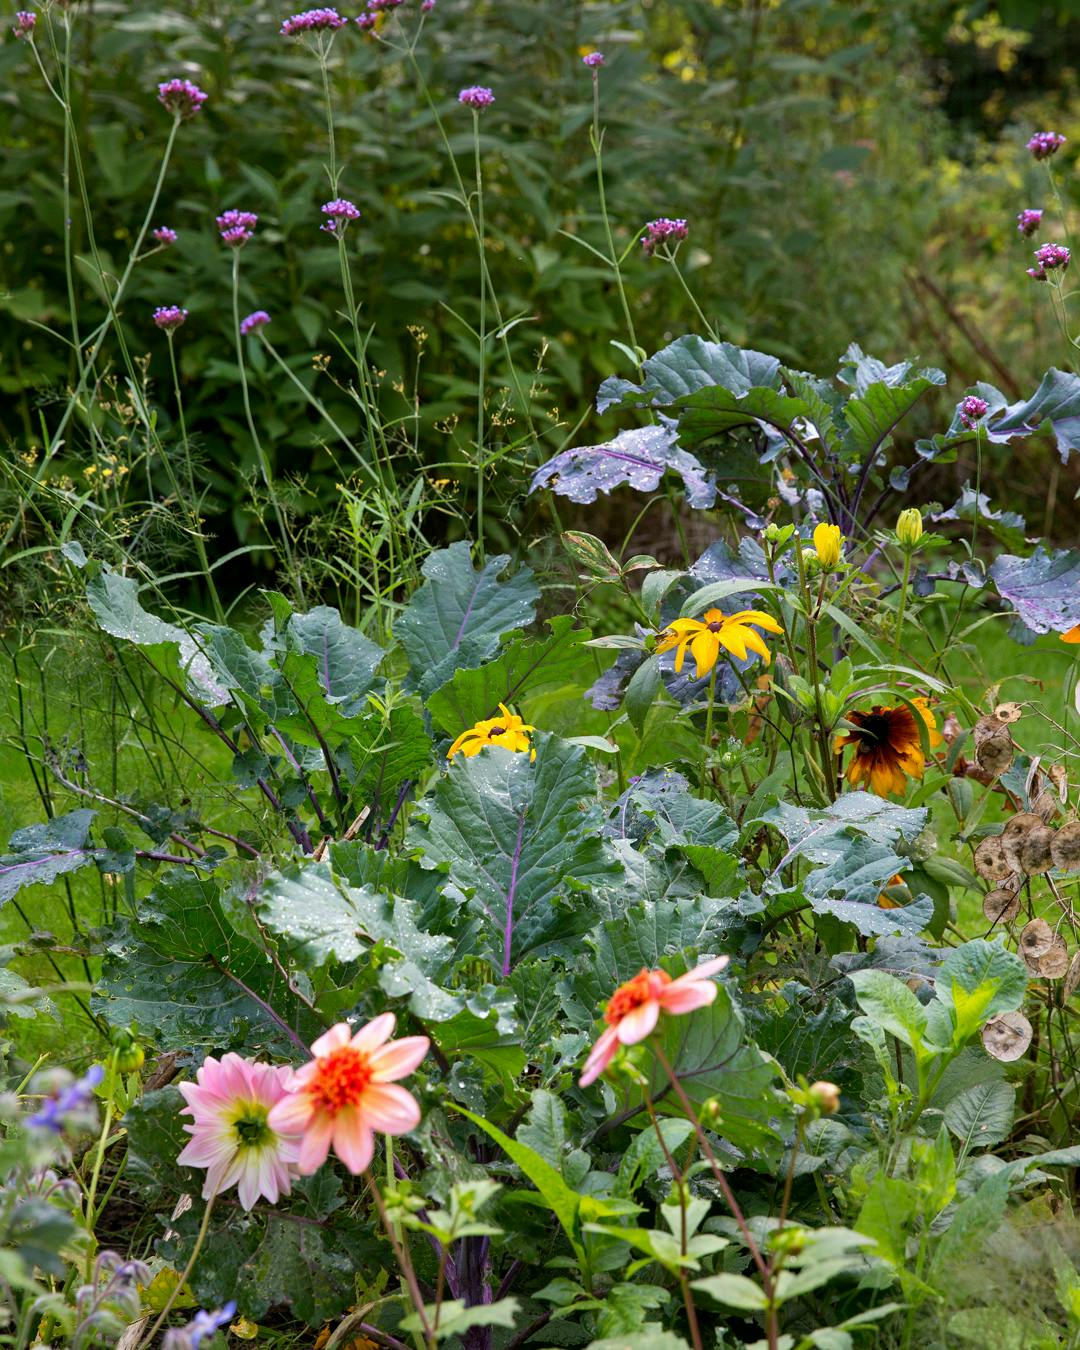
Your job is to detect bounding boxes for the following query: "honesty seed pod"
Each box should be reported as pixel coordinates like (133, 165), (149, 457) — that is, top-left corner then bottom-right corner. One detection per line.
(1039, 936), (1069, 979)
(974, 835), (1013, 882)
(1020, 918), (1054, 962)
(982, 1011), (1033, 1062)
(994, 702), (1023, 724)
(982, 884), (1021, 925)
(1051, 821), (1080, 873)
(1016, 826), (1055, 875)
(973, 713), (1015, 778)
(1064, 952), (1080, 1000)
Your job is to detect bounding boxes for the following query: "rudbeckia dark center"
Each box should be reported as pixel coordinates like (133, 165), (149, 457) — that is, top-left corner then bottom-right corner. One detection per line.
(855, 712), (891, 745)
(706, 620), (724, 633)
(489, 725), (506, 736)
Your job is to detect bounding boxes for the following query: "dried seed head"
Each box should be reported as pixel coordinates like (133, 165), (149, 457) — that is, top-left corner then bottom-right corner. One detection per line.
(994, 702), (1023, 724)
(974, 835), (1013, 881)
(1031, 789), (1060, 824)
(974, 715), (1015, 778)
(1064, 952), (1080, 1000)
(983, 886), (1021, 925)
(982, 1012), (1033, 1061)
(1003, 812), (1045, 840)
(1020, 917), (1054, 960)
(1048, 764), (1070, 803)
(1051, 821), (1080, 873)
(1017, 825), (1056, 875)
(1039, 936), (1069, 979)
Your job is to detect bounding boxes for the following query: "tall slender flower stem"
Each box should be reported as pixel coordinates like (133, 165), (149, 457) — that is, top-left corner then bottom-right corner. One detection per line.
(590, 69), (640, 370)
(701, 667), (718, 795)
(892, 548), (913, 662)
(231, 251), (305, 604)
(664, 250), (719, 341)
(365, 1169), (436, 1350)
(166, 333), (225, 622)
(472, 107), (487, 558)
(135, 1194), (217, 1349)
(6, 39), (181, 553)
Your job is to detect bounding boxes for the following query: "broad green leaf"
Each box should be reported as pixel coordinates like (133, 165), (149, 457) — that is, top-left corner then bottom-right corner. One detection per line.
(846, 971), (927, 1052)
(531, 423), (716, 509)
(690, 1272), (769, 1311)
(426, 616), (593, 735)
(395, 542), (539, 698)
(94, 870), (313, 1054)
(402, 1298), (521, 1341)
(408, 736), (620, 973)
(855, 1173), (917, 1267)
(588, 1331), (690, 1350)
(281, 606), (384, 713)
(517, 1089), (569, 1170)
(928, 1165), (1011, 1280)
(989, 546), (1080, 637)
(0, 809), (98, 906)
(943, 1081), (1015, 1152)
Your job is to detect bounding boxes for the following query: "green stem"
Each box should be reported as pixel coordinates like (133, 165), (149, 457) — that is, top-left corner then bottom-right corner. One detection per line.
(591, 71), (640, 369)
(701, 666), (718, 795)
(83, 1051), (119, 1277)
(135, 1194), (216, 1349)
(892, 550), (913, 662)
(166, 333), (225, 622)
(473, 107), (487, 559)
(665, 251), (718, 340)
(231, 250), (305, 605)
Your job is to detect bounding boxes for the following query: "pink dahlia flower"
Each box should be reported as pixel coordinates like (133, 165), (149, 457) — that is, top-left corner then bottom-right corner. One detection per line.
(579, 956), (729, 1087)
(267, 1015), (429, 1176)
(177, 1053), (301, 1210)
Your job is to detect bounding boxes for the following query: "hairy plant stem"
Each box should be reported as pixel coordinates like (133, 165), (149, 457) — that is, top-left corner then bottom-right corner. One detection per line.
(230, 250), (305, 604)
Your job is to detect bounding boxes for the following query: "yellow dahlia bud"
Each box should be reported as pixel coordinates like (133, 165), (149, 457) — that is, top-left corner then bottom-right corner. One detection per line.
(812, 522), (843, 569)
(896, 508), (923, 548)
(809, 1081), (841, 1114)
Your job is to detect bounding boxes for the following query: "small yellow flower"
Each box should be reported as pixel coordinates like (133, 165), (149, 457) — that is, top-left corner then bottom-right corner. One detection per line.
(896, 508), (923, 548)
(812, 522), (843, 569)
(655, 608), (784, 679)
(447, 704), (535, 760)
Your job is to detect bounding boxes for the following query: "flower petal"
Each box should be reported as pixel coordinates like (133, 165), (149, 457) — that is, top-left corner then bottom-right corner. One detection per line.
(332, 1110), (375, 1174)
(310, 1023), (352, 1059)
(297, 1114), (334, 1174)
(616, 999), (661, 1045)
(369, 1036), (430, 1082)
(660, 979), (719, 1015)
(350, 1013), (397, 1055)
(267, 1091), (315, 1134)
(360, 1083), (421, 1134)
(579, 1026), (619, 1087)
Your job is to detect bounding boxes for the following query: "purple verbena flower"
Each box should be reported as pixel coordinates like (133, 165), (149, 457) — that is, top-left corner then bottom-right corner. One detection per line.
(356, 11), (376, 27)
(215, 208), (258, 247)
(368, 0), (404, 8)
(320, 197), (361, 235)
(421, 0), (435, 10)
(153, 226), (178, 246)
(240, 310), (271, 336)
(13, 10), (35, 39)
(27, 1064), (105, 1133)
(1034, 242), (1070, 272)
(582, 51), (605, 68)
(458, 85), (495, 110)
(279, 7), (347, 35)
(641, 217), (688, 257)
(1027, 131), (1065, 161)
(157, 78), (208, 120)
(1028, 266), (1047, 282)
(1016, 208), (1043, 237)
(958, 395), (989, 430)
(153, 306), (188, 331)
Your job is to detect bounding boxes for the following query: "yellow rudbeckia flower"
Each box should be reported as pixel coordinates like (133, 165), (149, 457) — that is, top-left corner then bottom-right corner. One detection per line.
(447, 704), (536, 760)
(834, 696), (943, 797)
(813, 522), (843, 568)
(655, 607), (784, 679)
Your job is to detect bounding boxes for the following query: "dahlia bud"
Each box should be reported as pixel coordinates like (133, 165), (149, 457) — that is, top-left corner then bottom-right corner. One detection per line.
(896, 508), (923, 548)
(809, 1081), (841, 1114)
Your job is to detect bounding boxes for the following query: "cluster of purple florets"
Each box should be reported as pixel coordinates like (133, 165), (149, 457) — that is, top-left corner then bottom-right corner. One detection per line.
(582, 51), (605, 68)
(153, 226), (178, 246)
(153, 306), (188, 332)
(458, 85), (495, 110)
(1027, 131), (1066, 161)
(958, 395), (988, 430)
(13, 10), (35, 39)
(641, 217), (688, 257)
(1028, 241), (1070, 281)
(216, 208), (258, 247)
(157, 78), (208, 120)
(162, 1301), (237, 1350)
(279, 7), (347, 34)
(27, 1064), (104, 1133)
(240, 310), (272, 336)
(320, 198), (361, 235)
(1016, 208), (1043, 238)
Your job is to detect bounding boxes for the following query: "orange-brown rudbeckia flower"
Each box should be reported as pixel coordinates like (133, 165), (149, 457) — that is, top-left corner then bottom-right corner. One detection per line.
(655, 607), (783, 679)
(834, 697), (943, 797)
(1062, 624), (1080, 644)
